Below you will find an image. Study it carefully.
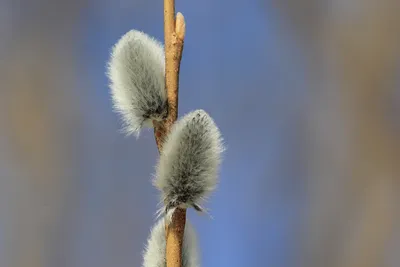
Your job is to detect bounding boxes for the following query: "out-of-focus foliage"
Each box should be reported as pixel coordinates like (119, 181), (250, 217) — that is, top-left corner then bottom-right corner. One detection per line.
(0, 0), (399, 267)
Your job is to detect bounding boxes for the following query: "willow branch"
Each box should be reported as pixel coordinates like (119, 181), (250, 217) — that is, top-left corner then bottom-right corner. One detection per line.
(153, 1), (186, 267)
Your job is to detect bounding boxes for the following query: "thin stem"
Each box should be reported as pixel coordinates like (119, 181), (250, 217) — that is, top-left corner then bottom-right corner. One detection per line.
(165, 208), (186, 267)
(153, 1), (186, 267)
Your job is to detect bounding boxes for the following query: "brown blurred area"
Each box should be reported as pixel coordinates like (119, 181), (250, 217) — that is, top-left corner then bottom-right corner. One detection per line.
(272, 0), (400, 266)
(0, 0), (399, 266)
(0, 1), (86, 266)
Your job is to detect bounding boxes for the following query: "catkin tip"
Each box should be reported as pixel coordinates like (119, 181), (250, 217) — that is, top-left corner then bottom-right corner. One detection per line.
(143, 216), (199, 267)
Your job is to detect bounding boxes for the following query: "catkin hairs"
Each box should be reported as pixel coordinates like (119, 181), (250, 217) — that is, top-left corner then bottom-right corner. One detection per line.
(154, 110), (224, 214)
(107, 30), (167, 136)
(143, 217), (199, 267)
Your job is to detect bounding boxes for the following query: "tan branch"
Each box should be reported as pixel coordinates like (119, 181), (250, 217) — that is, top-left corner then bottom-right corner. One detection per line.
(153, 1), (186, 267)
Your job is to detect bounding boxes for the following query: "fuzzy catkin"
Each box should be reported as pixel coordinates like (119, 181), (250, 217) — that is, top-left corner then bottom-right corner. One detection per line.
(143, 217), (199, 267)
(107, 30), (167, 136)
(154, 110), (224, 213)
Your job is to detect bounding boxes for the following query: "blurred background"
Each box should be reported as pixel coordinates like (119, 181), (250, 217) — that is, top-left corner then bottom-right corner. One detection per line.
(0, 0), (399, 266)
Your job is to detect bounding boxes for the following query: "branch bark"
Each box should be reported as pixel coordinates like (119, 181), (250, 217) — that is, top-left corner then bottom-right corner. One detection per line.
(153, 1), (186, 267)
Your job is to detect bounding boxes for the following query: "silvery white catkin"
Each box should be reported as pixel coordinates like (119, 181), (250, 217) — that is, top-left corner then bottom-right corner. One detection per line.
(143, 217), (199, 267)
(154, 110), (224, 214)
(107, 30), (167, 136)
